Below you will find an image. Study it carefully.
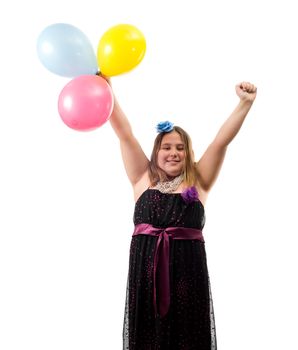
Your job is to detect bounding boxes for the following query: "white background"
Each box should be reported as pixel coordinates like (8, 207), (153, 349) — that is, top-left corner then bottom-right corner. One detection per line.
(1, 0), (297, 349)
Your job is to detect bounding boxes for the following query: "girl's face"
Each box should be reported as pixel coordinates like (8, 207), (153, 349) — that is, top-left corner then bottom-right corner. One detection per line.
(157, 131), (186, 178)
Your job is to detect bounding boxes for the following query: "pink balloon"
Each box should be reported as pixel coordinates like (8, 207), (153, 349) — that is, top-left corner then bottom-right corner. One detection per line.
(58, 75), (114, 131)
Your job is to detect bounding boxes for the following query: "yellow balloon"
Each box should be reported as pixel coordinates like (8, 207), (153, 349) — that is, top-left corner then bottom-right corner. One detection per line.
(97, 24), (146, 77)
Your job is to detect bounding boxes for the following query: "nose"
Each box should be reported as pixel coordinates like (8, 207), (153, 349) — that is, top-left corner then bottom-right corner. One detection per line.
(169, 149), (178, 158)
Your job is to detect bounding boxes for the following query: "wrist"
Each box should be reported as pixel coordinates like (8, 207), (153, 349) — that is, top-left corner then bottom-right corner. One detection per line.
(239, 98), (254, 106)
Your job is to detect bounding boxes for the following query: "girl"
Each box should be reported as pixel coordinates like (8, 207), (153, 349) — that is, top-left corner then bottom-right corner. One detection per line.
(107, 79), (257, 349)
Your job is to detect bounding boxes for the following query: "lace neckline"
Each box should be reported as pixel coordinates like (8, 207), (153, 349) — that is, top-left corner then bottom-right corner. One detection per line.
(151, 174), (184, 193)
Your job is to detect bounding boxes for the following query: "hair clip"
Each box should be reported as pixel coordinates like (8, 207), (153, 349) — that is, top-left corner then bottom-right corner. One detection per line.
(156, 121), (174, 133)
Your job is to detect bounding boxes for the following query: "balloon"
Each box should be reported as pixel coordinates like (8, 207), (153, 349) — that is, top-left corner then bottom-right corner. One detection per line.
(37, 23), (98, 77)
(97, 24), (146, 76)
(58, 75), (114, 131)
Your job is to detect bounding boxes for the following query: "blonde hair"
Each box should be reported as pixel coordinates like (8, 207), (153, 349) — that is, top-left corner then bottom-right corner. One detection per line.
(148, 126), (198, 186)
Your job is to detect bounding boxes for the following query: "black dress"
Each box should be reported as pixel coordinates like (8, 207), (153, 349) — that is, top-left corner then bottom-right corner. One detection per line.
(123, 189), (217, 350)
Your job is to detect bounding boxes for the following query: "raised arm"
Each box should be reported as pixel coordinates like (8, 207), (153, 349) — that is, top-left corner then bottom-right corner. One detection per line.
(108, 84), (149, 187)
(196, 81), (257, 192)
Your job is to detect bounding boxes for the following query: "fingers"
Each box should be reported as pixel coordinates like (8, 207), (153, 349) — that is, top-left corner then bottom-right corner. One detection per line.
(239, 81), (257, 93)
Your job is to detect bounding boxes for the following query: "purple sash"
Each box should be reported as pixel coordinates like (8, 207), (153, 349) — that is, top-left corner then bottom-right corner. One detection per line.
(133, 223), (204, 318)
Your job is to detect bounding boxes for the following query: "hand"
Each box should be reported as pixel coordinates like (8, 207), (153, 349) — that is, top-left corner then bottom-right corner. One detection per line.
(235, 81), (257, 102)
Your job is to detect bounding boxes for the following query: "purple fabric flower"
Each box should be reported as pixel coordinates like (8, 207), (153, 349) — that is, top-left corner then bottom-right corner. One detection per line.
(156, 121), (174, 133)
(181, 186), (199, 204)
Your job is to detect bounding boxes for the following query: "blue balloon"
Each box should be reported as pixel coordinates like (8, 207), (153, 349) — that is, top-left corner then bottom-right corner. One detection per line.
(37, 23), (98, 77)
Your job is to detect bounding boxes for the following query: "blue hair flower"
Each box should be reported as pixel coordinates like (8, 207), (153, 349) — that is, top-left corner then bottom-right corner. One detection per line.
(156, 121), (174, 133)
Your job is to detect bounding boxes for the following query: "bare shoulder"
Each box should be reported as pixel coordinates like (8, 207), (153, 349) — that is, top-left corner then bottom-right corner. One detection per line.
(196, 184), (209, 207)
(133, 171), (151, 202)
(195, 168), (209, 207)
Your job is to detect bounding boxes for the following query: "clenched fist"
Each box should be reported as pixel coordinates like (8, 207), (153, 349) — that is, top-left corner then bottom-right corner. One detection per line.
(236, 82), (257, 102)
